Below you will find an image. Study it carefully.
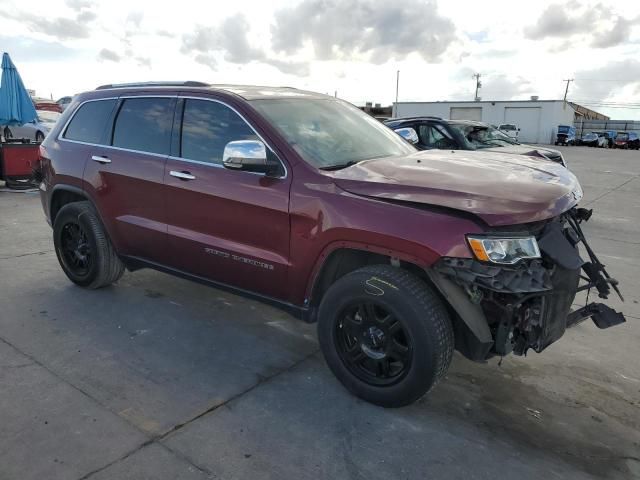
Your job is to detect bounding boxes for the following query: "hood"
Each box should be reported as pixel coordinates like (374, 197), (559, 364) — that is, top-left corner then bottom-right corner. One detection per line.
(328, 150), (582, 227)
(483, 143), (558, 156)
(482, 143), (565, 165)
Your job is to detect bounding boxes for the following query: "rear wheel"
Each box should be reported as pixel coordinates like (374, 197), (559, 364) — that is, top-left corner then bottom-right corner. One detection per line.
(53, 201), (124, 289)
(317, 265), (454, 407)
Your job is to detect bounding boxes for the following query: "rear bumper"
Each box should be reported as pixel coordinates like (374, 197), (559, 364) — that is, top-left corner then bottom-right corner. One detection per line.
(429, 209), (626, 361)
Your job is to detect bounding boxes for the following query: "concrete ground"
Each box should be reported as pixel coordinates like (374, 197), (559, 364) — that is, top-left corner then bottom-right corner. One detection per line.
(0, 146), (638, 480)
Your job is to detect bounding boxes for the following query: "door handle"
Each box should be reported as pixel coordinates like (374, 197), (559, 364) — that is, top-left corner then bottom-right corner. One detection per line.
(91, 155), (111, 164)
(170, 170), (196, 181)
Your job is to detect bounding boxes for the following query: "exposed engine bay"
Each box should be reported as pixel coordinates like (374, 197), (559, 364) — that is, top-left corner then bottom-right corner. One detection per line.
(432, 207), (626, 360)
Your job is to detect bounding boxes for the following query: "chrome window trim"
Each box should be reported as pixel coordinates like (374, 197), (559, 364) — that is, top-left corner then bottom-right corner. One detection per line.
(57, 94), (287, 179)
(176, 95), (287, 179)
(57, 96), (118, 143)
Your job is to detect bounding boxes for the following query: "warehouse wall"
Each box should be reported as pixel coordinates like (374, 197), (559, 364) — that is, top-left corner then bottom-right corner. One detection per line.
(393, 101), (576, 145)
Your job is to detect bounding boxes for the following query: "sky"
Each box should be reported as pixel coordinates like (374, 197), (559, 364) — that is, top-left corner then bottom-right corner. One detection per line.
(2, 0), (640, 119)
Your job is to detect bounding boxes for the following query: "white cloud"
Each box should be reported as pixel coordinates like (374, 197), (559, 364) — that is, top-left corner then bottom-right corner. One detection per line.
(1, 0), (639, 119)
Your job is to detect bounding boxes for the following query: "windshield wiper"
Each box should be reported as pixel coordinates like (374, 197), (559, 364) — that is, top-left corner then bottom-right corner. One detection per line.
(319, 160), (361, 171)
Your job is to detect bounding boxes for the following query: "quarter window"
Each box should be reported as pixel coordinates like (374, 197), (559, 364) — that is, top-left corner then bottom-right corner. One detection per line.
(63, 99), (116, 144)
(112, 98), (175, 155)
(181, 99), (257, 165)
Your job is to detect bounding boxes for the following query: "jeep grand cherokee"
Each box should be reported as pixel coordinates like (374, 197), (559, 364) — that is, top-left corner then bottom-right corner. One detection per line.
(38, 82), (626, 407)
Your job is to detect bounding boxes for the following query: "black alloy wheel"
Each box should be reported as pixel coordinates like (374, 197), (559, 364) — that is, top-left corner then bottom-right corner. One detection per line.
(59, 222), (92, 277)
(53, 201), (125, 288)
(335, 301), (411, 386)
(317, 265), (454, 407)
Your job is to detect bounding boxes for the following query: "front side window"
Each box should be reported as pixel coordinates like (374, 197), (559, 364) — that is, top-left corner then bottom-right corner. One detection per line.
(181, 99), (257, 165)
(112, 98), (174, 155)
(418, 124), (456, 148)
(64, 99), (116, 144)
(250, 98), (414, 169)
(449, 123), (518, 149)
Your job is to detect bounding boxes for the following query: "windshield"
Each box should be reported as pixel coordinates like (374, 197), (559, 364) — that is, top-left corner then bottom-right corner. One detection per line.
(617, 133), (629, 140)
(249, 98), (415, 168)
(449, 123), (518, 149)
(558, 125), (571, 133)
(500, 124), (516, 131)
(37, 110), (61, 125)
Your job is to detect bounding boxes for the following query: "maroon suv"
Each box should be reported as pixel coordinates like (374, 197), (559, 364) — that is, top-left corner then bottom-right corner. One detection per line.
(38, 82), (626, 407)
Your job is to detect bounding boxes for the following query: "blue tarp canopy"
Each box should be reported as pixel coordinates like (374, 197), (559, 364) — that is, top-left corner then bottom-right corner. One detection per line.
(0, 52), (37, 126)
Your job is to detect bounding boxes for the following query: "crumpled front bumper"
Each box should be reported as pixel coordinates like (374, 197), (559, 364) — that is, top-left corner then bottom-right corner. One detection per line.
(428, 208), (626, 361)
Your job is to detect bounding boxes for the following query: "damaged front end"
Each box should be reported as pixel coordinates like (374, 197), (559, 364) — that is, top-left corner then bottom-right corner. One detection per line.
(430, 208), (626, 361)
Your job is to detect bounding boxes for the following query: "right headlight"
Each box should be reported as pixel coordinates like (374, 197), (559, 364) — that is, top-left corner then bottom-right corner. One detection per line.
(466, 235), (541, 265)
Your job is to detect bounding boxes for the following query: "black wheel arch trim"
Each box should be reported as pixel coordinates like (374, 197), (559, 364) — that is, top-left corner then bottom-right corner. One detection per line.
(49, 183), (91, 222)
(426, 269), (494, 362)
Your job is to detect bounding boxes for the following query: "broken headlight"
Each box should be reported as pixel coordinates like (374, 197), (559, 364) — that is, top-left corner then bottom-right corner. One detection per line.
(467, 235), (541, 265)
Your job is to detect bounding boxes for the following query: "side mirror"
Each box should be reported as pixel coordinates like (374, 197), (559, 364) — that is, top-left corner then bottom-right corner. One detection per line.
(222, 140), (280, 176)
(394, 127), (419, 145)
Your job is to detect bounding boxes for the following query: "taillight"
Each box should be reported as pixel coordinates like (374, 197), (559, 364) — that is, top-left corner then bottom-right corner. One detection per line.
(33, 145), (48, 183)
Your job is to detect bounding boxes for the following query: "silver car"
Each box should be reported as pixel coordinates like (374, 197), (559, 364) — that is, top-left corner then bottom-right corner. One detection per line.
(3, 110), (61, 143)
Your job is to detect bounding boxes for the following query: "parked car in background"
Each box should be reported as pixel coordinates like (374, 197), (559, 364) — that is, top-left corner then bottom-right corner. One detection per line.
(4, 110), (61, 143)
(56, 96), (73, 111)
(497, 123), (519, 140)
(579, 132), (607, 147)
(555, 125), (576, 146)
(38, 82), (625, 407)
(596, 133), (610, 148)
(613, 132), (640, 149)
(601, 130), (617, 148)
(384, 117), (566, 166)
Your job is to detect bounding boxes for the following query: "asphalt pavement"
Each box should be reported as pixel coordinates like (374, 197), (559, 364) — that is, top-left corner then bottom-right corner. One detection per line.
(0, 145), (638, 479)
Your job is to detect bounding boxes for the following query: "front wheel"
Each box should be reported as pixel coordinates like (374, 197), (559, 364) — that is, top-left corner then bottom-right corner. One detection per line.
(53, 201), (125, 289)
(317, 265), (454, 407)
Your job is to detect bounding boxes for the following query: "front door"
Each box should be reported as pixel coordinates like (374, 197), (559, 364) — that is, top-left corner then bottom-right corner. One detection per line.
(164, 97), (291, 300)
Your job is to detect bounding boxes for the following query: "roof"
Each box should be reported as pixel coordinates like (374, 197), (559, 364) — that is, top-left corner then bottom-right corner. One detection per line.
(394, 99), (566, 105)
(385, 116), (487, 126)
(94, 81), (327, 100)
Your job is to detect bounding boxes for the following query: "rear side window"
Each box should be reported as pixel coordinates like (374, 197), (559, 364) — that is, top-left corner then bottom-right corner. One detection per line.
(64, 99), (116, 144)
(112, 98), (174, 155)
(180, 99), (257, 165)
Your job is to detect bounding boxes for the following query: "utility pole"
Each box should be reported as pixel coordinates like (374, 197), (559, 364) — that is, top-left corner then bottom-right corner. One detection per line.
(472, 73), (482, 101)
(563, 78), (574, 109)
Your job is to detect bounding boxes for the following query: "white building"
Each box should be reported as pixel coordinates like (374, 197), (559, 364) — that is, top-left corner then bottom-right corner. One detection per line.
(392, 99), (607, 145)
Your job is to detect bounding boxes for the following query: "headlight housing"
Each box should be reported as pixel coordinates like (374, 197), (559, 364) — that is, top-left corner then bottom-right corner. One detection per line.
(467, 235), (540, 264)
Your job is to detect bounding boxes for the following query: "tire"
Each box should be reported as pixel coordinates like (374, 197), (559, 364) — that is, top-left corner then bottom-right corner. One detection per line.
(317, 265), (454, 407)
(53, 201), (124, 289)
(35, 131), (45, 143)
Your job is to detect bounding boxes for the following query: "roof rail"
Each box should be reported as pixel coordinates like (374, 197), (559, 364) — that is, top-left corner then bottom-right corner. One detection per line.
(96, 81), (209, 90)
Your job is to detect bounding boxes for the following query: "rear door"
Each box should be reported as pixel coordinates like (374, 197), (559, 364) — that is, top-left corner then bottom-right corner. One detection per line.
(163, 97), (291, 299)
(83, 95), (176, 263)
